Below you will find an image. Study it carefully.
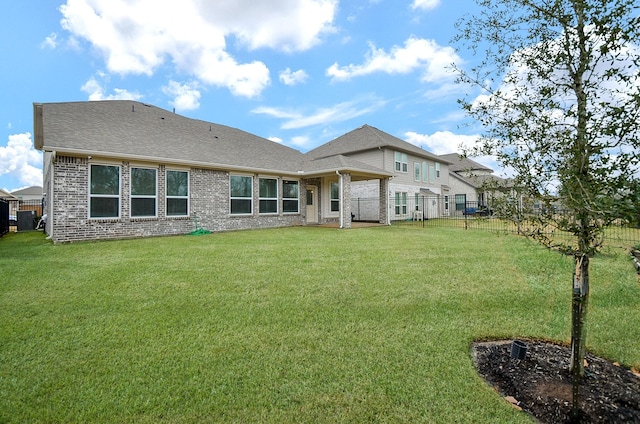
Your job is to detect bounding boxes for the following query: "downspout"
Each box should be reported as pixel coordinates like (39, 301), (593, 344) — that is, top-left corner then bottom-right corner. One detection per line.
(336, 170), (343, 229)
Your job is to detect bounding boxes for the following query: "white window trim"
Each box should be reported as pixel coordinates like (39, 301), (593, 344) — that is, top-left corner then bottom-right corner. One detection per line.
(165, 169), (190, 217)
(282, 179), (300, 214)
(130, 166), (158, 218)
(414, 162), (420, 182)
(89, 163), (121, 219)
(258, 176), (278, 215)
(229, 174), (253, 215)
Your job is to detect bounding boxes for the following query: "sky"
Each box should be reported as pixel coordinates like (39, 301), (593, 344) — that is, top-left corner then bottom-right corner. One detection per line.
(0, 0), (491, 192)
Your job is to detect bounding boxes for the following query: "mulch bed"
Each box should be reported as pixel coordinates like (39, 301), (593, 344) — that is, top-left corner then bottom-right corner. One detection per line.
(472, 340), (640, 423)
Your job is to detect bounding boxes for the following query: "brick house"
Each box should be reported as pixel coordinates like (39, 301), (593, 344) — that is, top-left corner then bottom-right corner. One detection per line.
(34, 101), (393, 242)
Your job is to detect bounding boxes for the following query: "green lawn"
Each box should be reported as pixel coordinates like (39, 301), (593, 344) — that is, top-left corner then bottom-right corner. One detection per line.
(1, 226), (638, 423)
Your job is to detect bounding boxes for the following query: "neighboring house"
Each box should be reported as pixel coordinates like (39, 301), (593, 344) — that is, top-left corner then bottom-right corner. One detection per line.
(306, 125), (452, 221)
(34, 101), (394, 243)
(11, 186), (43, 201)
(439, 153), (513, 214)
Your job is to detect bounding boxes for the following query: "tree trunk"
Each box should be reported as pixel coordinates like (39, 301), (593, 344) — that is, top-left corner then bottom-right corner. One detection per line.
(570, 253), (589, 420)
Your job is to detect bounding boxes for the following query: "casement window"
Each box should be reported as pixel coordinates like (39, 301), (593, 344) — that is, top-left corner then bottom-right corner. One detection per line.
(414, 162), (420, 181)
(435, 162), (441, 178)
(330, 182), (340, 212)
(166, 170), (189, 216)
(395, 192), (407, 215)
(89, 164), (120, 218)
(259, 177), (278, 214)
(394, 151), (408, 173)
(130, 167), (157, 217)
(282, 180), (299, 213)
(230, 175), (253, 214)
(422, 162), (428, 183)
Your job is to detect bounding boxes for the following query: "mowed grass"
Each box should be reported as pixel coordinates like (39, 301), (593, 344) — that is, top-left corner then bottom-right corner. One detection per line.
(1, 226), (638, 423)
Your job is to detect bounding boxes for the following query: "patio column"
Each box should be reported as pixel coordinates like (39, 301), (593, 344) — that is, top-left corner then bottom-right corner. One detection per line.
(339, 172), (352, 229)
(379, 178), (390, 225)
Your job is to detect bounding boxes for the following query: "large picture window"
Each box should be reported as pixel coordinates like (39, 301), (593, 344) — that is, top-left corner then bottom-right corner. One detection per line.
(330, 182), (340, 212)
(166, 170), (189, 216)
(230, 175), (252, 214)
(414, 162), (420, 181)
(90, 164), (120, 218)
(259, 177), (278, 214)
(131, 167), (157, 217)
(282, 180), (299, 213)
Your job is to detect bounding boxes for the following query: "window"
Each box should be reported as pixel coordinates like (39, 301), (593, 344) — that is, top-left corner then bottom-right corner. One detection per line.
(455, 194), (466, 211)
(330, 182), (340, 212)
(90, 164), (120, 218)
(394, 151), (408, 172)
(259, 177), (278, 214)
(435, 162), (441, 178)
(444, 195), (449, 211)
(282, 180), (299, 213)
(166, 170), (189, 216)
(429, 165), (435, 183)
(131, 167), (157, 217)
(414, 162), (420, 181)
(394, 192), (407, 215)
(230, 175), (252, 214)
(422, 162), (428, 183)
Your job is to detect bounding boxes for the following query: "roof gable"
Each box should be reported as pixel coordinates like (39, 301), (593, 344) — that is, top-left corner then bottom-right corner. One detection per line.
(306, 124), (444, 162)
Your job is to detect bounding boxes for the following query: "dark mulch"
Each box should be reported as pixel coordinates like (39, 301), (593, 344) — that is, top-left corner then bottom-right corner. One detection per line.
(472, 340), (640, 423)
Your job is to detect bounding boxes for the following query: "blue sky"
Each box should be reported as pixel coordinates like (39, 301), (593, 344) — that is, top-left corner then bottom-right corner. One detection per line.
(0, 0), (489, 192)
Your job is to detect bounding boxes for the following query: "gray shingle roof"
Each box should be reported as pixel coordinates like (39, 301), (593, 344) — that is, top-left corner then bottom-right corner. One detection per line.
(439, 153), (493, 173)
(35, 101), (307, 174)
(306, 124), (445, 162)
(34, 101), (394, 179)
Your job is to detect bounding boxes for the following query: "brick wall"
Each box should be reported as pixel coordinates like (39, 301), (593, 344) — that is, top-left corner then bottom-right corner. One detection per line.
(50, 156), (303, 242)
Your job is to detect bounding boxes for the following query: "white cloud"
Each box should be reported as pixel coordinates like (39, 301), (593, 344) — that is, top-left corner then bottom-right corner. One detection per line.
(163, 80), (201, 111)
(326, 37), (461, 83)
(59, 0), (337, 98)
(252, 96), (386, 129)
(411, 0), (440, 10)
(279, 68), (309, 86)
(41, 33), (58, 49)
(268, 136), (283, 143)
(404, 130), (480, 155)
(0, 133), (43, 189)
(81, 76), (142, 100)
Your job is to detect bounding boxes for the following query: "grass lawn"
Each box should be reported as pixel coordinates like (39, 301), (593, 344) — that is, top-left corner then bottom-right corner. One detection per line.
(1, 226), (638, 423)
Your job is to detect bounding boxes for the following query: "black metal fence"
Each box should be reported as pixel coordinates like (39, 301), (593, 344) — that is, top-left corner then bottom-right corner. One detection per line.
(0, 199), (8, 237)
(353, 195), (640, 249)
(1, 199), (43, 234)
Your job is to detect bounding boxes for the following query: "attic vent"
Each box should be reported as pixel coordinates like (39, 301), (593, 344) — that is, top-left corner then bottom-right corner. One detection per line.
(57, 156), (78, 164)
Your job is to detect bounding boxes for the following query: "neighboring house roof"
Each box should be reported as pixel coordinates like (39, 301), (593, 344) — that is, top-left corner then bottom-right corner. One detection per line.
(450, 170), (511, 190)
(439, 153), (492, 173)
(33, 101), (393, 179)
(306, 124), (448, 163)
(11, 186), (43, 197)
(0, 189), (17, 199)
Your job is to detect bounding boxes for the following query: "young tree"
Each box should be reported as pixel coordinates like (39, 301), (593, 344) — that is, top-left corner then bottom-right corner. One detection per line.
(453, 0), (640, 418)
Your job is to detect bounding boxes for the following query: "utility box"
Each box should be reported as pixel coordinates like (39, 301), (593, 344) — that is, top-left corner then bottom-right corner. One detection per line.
(17, 210), (35, 231)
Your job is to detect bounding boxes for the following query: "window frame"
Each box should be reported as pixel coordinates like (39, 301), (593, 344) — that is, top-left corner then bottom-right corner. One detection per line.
(89, 163), (121, 219)
(394, 191), (407, 215)
(330, 181), (340, 213)
(130, 166), (158, 218)
(282, 180), (300, 214)
(230, 174), (253, 215)
(414, 162), (420, 182)
(422, 162), (428, 183)
(258, 177), (278, 215)
(394, 151), (408, 173)
(166, 169), (189, 217)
